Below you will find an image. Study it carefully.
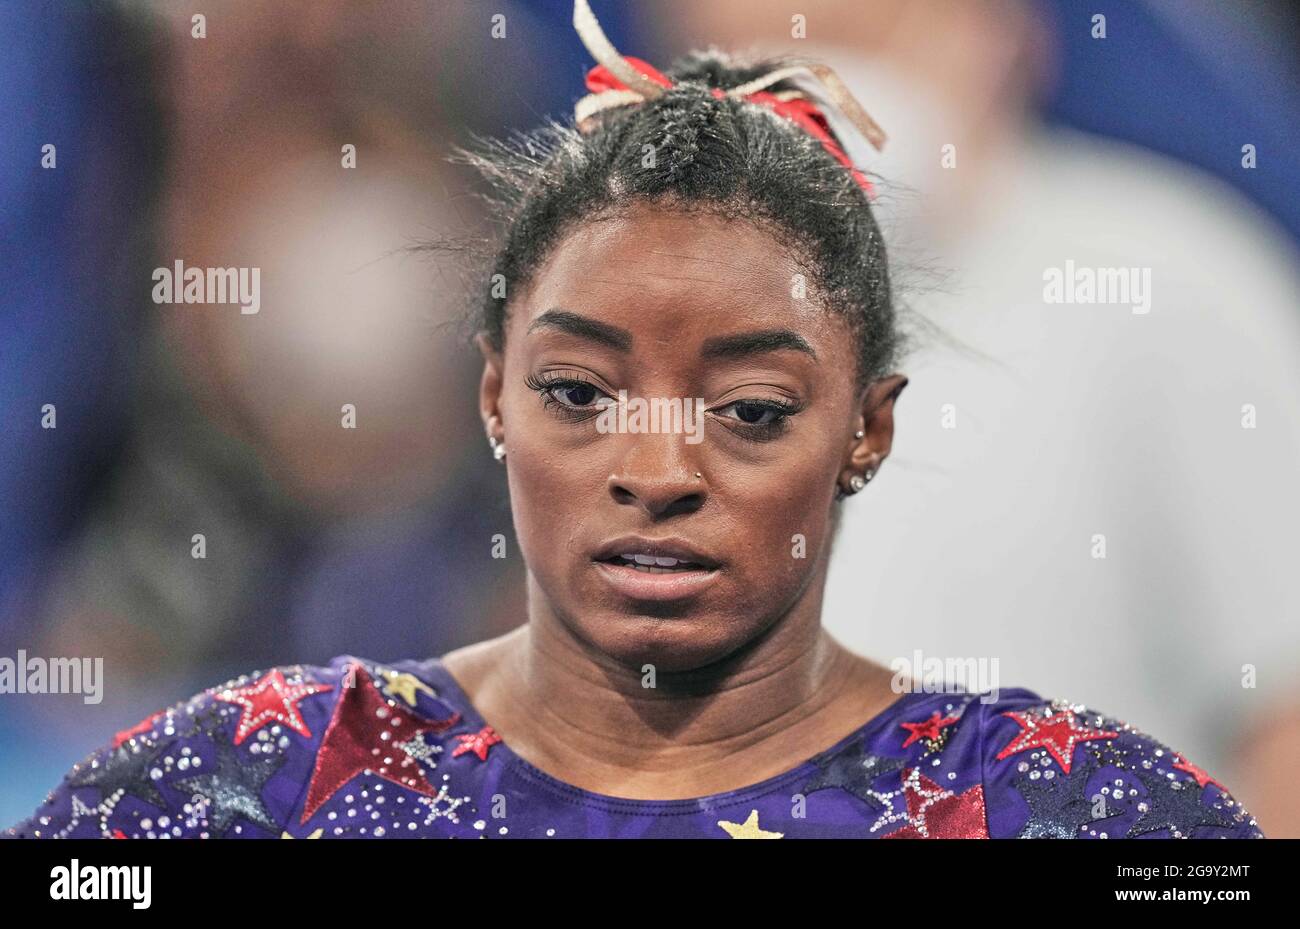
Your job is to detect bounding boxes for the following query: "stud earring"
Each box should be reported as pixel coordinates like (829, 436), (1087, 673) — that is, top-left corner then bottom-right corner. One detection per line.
(488, 435), (506, 462)
(848, 474), (866, 493)
(854, 429), (865, 439)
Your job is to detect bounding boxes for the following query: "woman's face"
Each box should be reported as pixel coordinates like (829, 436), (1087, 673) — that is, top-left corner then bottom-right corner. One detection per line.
(480, 203), (905, 672)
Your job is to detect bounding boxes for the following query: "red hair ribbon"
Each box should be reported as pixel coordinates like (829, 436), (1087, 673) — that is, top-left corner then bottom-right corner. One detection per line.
(583, 55), (875, 197)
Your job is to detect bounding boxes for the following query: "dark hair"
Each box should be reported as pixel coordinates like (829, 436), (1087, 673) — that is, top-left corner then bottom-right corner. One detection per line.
(443, 46), (905, 392)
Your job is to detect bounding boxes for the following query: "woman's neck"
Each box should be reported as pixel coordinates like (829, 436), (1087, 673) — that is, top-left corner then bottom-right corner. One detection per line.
(440, 580), (898, 800)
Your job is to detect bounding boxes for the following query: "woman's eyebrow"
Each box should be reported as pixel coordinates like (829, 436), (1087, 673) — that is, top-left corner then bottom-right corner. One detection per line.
(700, 329), (818, 362)
(527, 309), (632, 351)
(525, 310), (815, 362)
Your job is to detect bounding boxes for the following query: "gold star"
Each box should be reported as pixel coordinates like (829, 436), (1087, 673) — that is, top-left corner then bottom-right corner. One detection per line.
(281, 828), (323, 839)
(378, 668), (435, 706)
(717, 809), (783, 839)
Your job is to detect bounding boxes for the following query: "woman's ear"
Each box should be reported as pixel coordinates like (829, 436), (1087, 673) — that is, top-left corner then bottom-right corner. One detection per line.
(476, 332), (505, 444)
(840, 373), (908, 486)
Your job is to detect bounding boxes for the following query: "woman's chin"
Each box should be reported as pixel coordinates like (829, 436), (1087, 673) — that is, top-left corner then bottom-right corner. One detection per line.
(573, 612), (752, 674)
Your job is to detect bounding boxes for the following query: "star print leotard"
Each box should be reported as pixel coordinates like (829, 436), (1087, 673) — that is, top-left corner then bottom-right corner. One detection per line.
(4, 655), (1264, 839)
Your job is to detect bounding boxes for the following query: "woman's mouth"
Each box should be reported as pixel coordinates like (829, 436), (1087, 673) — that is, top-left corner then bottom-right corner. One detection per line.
(598, 553), (709, 574)
(590, 538), (722, 601)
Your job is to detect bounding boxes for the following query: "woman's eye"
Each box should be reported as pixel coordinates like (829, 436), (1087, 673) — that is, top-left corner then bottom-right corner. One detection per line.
(524, 373), (616, 419)
(554, 383), (601, 407)
(718, 401), (786, 425)
(710, 399), (803, 442)
(547, 381), (618, 410)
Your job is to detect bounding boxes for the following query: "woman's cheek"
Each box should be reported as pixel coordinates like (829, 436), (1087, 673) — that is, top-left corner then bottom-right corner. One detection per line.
(506, 462), (568, 572)
(727, 510), (825, 600)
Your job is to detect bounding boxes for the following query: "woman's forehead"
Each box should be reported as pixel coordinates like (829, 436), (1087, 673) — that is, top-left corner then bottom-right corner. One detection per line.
(541, 206), (798, 286)
(514, 206), (834, 343)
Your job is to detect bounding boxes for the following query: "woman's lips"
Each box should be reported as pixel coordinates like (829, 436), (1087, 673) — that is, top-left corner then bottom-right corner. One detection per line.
(591, 536), (721, 570)
(592, 559), (720, 601)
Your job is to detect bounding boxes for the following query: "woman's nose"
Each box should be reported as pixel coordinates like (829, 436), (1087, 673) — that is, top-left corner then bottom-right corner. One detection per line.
(606, 436), (706, 518)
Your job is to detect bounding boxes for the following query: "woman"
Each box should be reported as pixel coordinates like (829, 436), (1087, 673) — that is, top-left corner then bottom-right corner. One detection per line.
(6, 1), (1262, 840)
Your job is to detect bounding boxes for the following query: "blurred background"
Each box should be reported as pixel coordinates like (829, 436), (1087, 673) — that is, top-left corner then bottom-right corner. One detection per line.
(1, 0), (1297, 834)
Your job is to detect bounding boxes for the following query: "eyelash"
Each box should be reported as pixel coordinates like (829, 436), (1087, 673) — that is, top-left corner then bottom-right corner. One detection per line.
(523, 372), (611, 424)
(523, 372), (804, 442)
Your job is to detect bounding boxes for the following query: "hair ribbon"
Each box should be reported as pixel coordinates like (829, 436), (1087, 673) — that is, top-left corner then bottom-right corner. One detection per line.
(572, 0), (886, 197)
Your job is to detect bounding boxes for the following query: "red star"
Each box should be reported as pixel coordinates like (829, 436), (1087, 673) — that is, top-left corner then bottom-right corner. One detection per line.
(900, 711), (961, 748)
(995, 706), (1118, 774)
(882, 768), (988, 839)
(113, 710), (166, 748)
(1173, 755), (1225, 791)
(214, 668), (333, 745)
(300, 664), (460, 824)
(452, 726), (502, 762)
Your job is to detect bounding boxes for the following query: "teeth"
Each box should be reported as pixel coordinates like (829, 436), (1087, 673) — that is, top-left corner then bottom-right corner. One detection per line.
(616, 553), (701, 570)
(623, 553), (685, 567)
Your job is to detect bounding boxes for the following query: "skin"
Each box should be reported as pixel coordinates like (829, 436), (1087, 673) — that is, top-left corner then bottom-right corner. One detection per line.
(442, 201), (909, 800)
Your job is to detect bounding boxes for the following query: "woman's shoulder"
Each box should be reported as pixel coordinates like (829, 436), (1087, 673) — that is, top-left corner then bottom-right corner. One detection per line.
(954, 686), (1265, 839)
(3, 654), (471, 839)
